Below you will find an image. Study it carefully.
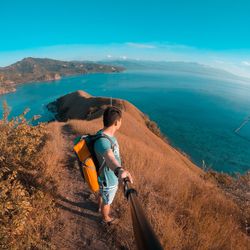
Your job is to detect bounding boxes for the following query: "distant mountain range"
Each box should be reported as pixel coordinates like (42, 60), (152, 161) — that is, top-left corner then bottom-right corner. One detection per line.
(0, 57), (124, 95)
(1, 57), (249, 95)
(101, 59), (250, 83)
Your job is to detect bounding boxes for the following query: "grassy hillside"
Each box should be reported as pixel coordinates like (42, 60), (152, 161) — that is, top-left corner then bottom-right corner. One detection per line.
(50, 91), (249, 249)
(1, 92), (249, 249)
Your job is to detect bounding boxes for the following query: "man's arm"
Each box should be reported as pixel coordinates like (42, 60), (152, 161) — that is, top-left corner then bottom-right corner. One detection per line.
(103, 149), (133, 183)
(103, 149), (121, 171)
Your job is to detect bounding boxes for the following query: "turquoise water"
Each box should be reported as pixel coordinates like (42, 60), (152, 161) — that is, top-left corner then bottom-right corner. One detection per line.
(1, 70), (250, 174)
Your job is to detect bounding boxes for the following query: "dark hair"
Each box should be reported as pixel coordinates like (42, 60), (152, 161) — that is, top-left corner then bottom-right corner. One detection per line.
(103, 106), (122, 127)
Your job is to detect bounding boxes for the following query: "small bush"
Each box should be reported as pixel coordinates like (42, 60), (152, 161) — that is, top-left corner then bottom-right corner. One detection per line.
(0, 103), (56, 249)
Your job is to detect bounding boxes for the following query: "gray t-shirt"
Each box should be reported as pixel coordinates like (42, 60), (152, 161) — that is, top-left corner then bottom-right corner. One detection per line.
(94, 130), (121, 188)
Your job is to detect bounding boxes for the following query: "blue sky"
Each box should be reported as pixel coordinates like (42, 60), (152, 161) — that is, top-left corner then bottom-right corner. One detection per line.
(1, 0), (250, 76)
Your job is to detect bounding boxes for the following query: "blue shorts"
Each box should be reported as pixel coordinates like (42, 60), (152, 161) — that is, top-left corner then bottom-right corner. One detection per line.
(99, 186), (118, 205)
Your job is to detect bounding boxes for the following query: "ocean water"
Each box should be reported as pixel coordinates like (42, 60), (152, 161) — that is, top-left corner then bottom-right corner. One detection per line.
(1, 70), (250, 174)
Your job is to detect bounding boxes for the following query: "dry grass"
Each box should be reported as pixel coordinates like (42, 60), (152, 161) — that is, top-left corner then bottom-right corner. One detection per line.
(0, 106), (59, 249)
(114, 134), (248, 250)
(40, 121), (67, 188)
(143, 114), (168, 142)
(62, 93), (250, 250)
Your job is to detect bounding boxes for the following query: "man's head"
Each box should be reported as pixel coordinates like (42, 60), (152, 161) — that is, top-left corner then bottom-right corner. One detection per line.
(103, 106), (122, 131)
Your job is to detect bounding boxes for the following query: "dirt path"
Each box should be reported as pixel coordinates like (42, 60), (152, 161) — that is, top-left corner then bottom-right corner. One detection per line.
(51, 124), (117, 250)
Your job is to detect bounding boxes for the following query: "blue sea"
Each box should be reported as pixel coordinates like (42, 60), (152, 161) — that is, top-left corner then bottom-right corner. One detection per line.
(1, 67), (250, 174)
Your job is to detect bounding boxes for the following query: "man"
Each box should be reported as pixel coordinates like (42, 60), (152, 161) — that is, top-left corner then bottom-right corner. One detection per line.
(94, 106), (133, 225)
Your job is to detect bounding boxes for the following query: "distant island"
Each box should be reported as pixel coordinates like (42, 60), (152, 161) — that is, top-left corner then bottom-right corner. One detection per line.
(0, 57), (124, 95)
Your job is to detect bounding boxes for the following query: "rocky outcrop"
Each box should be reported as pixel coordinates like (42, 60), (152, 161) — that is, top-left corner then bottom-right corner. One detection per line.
(47, 90), (124, 121)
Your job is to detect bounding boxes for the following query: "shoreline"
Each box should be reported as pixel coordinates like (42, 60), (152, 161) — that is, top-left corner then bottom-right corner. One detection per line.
(0, 70), (125, 96)
(0, 57), (125, 96)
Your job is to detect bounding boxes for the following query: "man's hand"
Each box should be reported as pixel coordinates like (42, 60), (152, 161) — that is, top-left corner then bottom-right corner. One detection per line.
(120, 169), (133, 184)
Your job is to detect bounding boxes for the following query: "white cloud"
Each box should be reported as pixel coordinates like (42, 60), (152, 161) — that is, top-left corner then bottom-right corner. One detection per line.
(106, 54), (112, 58)
(241, 61), (250, 66)
(214, 60), (226, 64)
(158, 43), (196, 51)
(126, 42), (156, 49)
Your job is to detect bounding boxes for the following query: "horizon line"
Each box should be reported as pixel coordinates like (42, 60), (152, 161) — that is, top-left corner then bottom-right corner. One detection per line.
(0, 42), (250, 78)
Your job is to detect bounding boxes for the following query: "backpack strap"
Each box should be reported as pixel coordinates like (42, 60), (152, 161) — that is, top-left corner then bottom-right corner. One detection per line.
(97, 133), (115, 152)
(91, 133), (116, 174)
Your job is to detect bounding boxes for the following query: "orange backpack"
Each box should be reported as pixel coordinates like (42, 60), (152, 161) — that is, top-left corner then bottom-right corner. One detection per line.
(73, 134), (114, 193)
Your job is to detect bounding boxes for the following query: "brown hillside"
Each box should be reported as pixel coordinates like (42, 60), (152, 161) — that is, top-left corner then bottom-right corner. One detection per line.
(48, 90), (249, 249)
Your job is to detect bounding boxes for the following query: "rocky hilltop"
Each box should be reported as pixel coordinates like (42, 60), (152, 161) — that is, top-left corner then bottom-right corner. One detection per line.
(0, 57), (124, 95)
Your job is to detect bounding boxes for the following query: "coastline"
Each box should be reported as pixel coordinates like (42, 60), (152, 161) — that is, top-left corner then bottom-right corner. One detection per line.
(0, 70), (124, 96)
(0, 57), (125, 96)
(0, 70), (125, 96)
(0, 86), (16, 95)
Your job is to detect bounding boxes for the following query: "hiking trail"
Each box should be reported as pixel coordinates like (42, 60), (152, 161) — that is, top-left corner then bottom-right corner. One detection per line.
(51, 124), (118, 250)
